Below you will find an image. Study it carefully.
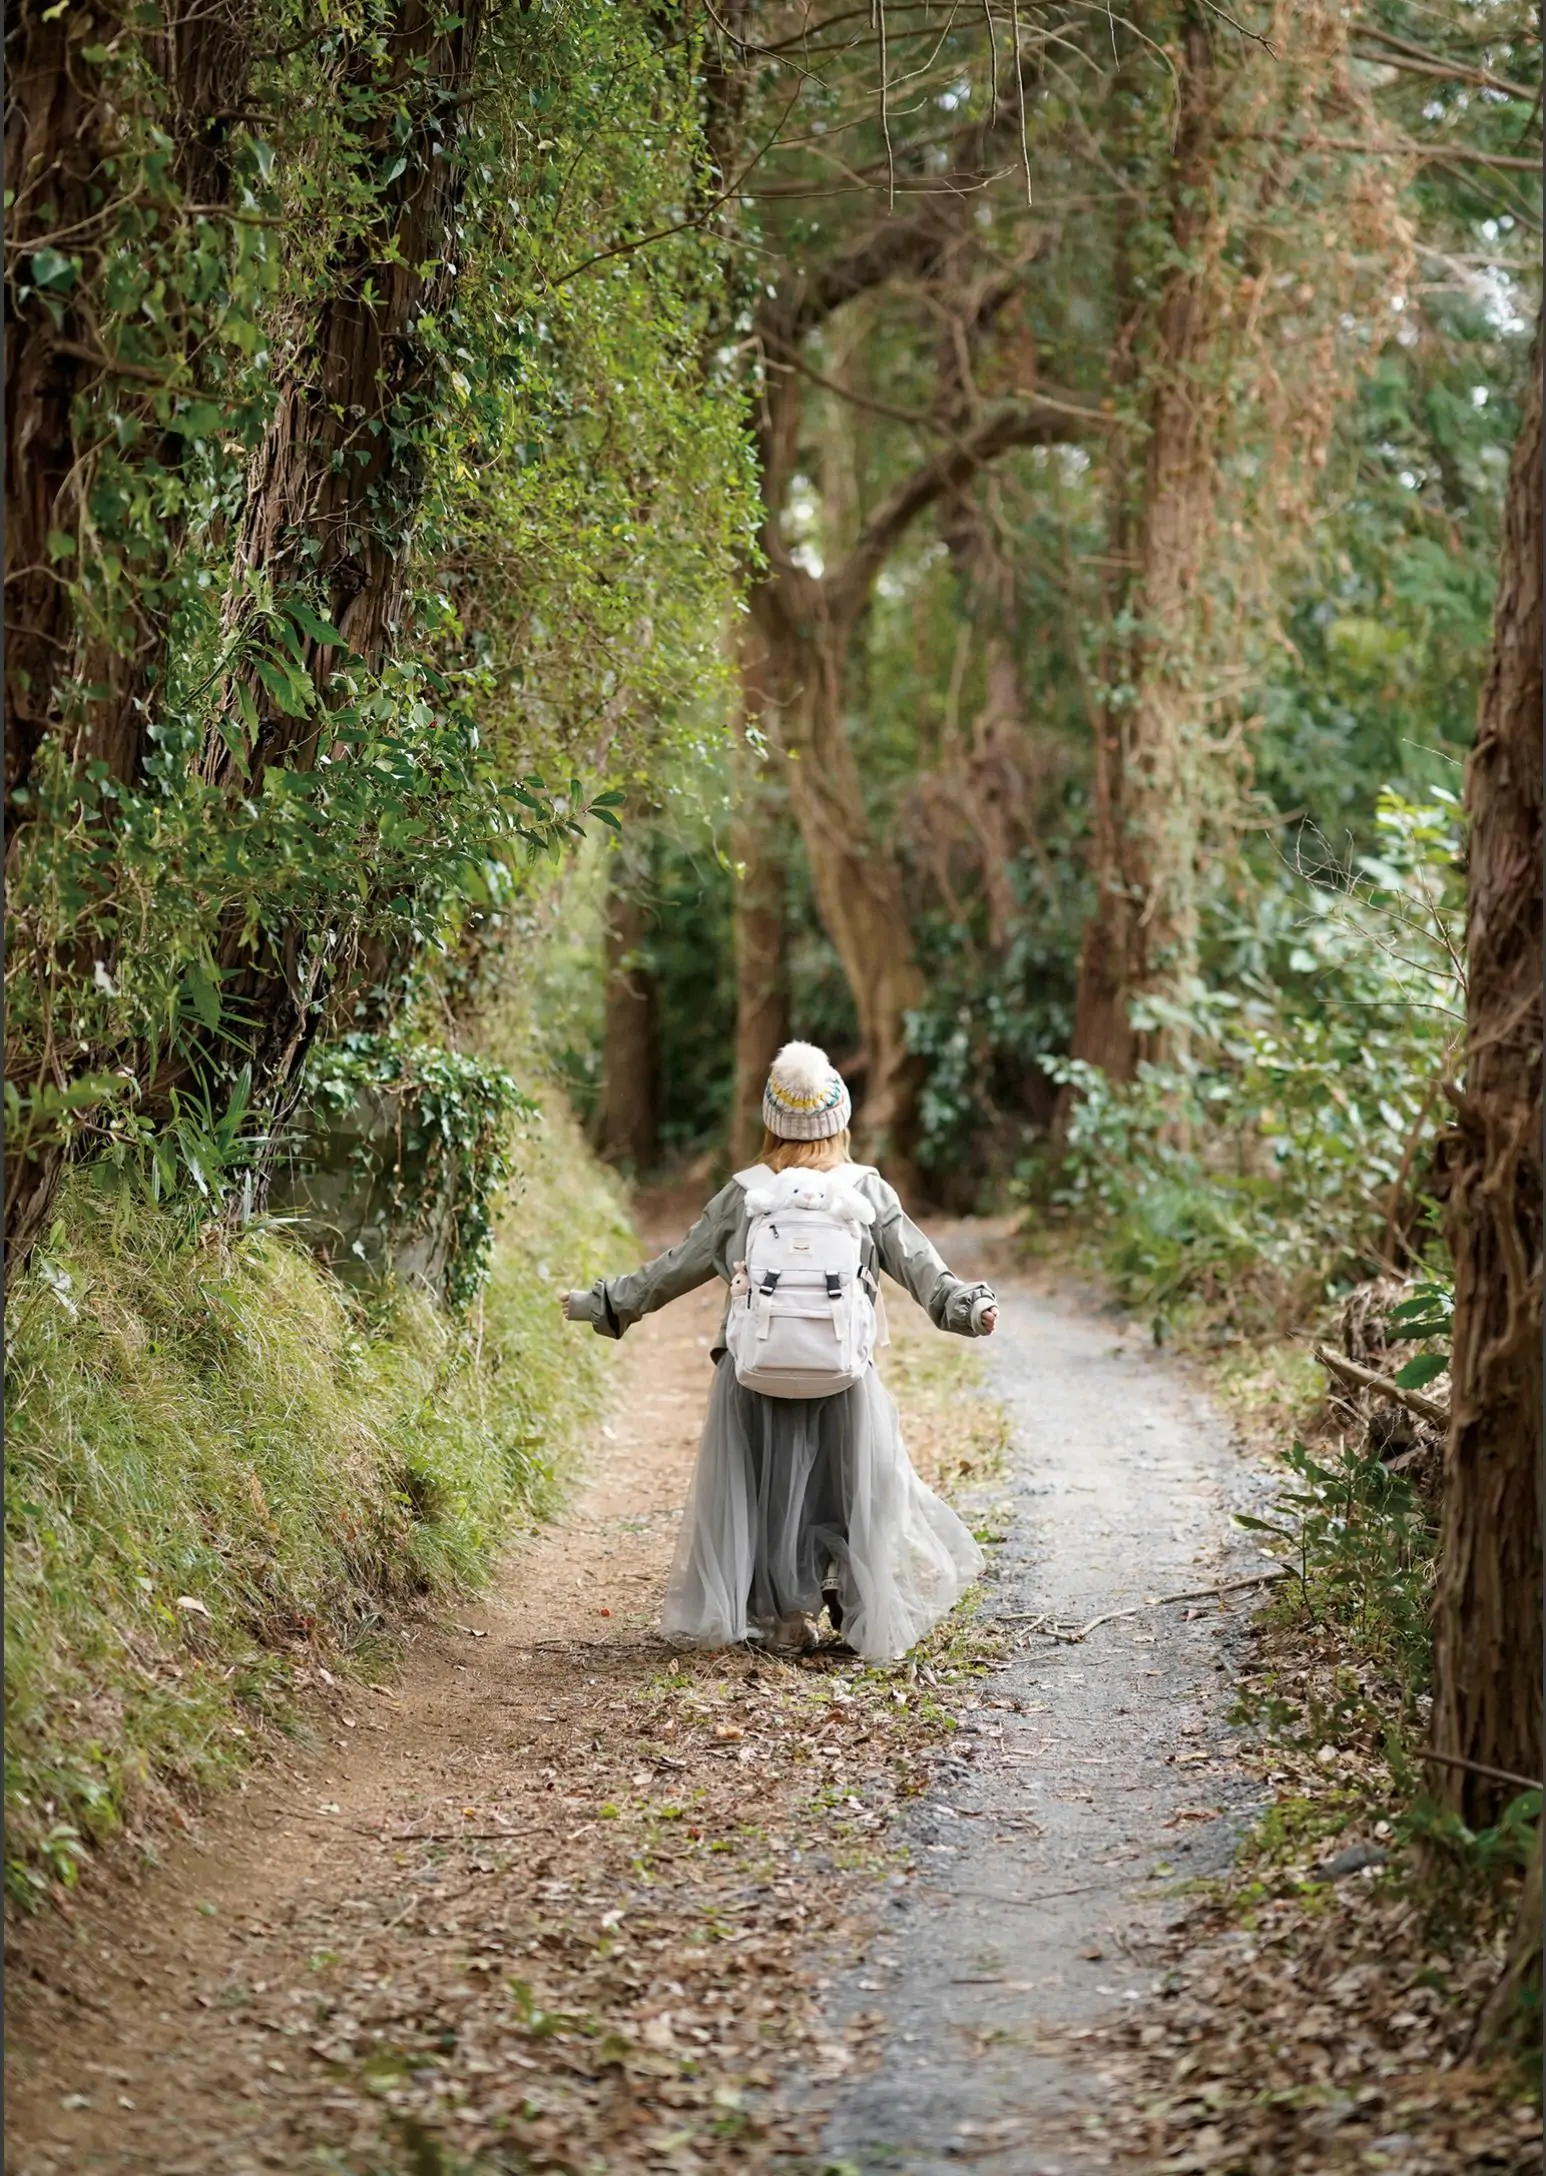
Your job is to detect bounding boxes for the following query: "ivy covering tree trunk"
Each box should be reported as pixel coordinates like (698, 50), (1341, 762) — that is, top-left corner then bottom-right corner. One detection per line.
(729, 629), (791, 1169)
(194, 0), (488, 1154)
(4, 0), (255, 1279)
(4, 0), (114, 820)
(1428, 320), (1543, 1829)
(1070, 6), (1223, 1081)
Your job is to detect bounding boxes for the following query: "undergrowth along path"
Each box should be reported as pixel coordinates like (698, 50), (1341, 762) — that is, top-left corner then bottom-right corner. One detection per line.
(4, 1219), (1264, 2175)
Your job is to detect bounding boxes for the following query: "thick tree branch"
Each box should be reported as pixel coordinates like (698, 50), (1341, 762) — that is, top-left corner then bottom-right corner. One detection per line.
(830, 393), (1105, 616)
(1353, 26), (1538, 105)
(797, 200), (954, 331)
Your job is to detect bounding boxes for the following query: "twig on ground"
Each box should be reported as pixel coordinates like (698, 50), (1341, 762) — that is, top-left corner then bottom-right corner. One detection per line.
(1313, 1343), (1450, 1426)
(998, 1566), (1290, 1643)
(377, 1830), (523, 1844)
(959, 1878), (1142, 1906)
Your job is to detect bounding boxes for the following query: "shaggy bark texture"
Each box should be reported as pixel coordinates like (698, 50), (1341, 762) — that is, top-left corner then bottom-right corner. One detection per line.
(1428, 324), (1543, 1828)
(1071, 8), (1223, 1081)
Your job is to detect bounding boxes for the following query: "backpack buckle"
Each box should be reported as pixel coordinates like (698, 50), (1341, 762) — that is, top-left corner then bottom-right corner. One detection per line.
(825, 1271), (843, 1299)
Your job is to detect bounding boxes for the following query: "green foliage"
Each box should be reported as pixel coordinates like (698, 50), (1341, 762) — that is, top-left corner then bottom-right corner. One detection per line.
(906, 839), (1088, 1194)
(1048, 790), (1464, 1330)
(1242, 1438), (1436, 1697)
(647, 835), (739, 1156)
(1401, 1789), (1543, 1881)
(7, 0), (754, 1186)
(3, 1092), (630, 1908)
(303, 1032), (539, 1310)
(1386, 1278), (1456, 1390)
(1257, 302), (1532, 841)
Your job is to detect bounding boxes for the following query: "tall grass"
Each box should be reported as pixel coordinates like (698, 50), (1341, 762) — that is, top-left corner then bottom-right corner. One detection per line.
(4, 1092), (631, 1907)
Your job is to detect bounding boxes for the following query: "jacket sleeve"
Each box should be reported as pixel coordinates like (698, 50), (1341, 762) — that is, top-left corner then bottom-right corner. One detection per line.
(870, 1179), (996, 1336)
(567, 1184), (735, 1339)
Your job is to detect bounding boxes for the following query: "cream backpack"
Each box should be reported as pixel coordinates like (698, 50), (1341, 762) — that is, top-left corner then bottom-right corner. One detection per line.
(725, 1164), (880, 1398)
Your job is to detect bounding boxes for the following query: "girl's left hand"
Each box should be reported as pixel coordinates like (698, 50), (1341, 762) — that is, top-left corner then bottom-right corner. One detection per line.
(979, 1305), (997, 1336)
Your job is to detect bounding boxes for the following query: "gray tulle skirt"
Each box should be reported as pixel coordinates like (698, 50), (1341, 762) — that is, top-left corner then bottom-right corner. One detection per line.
(661, 1357), (984, 1663)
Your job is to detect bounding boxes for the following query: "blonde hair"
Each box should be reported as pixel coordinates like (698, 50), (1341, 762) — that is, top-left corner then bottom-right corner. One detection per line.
(759, 1126), (852, 1172)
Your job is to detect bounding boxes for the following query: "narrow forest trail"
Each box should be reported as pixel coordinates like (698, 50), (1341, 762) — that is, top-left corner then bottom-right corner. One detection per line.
(6, 1216), (1269, 2176)
(803, 1232), (1269, 2173)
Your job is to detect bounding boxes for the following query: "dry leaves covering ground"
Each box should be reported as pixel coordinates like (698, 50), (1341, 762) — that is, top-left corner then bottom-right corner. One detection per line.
(1091, 1346), (1540, 2176)
(1098, 1863), (1538, 2175)
(5, 1243), (1009, 2176)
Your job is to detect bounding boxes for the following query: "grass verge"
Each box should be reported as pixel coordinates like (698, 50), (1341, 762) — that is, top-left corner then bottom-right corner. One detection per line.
(4, 1091), (631, 1909)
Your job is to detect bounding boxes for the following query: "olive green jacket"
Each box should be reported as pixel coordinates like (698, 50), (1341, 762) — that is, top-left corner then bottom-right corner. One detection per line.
(565, 1164), (996, 1354)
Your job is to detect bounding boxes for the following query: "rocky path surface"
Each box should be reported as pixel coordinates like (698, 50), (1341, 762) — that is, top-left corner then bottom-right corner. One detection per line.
(6, 1220), (1267, 2176)
(803, 1254), (1271, 2174)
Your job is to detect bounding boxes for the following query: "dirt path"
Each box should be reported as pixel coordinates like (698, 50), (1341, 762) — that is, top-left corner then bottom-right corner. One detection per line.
(5, 1222), (1265, 2176)
(801, 1241), (1270, 2173)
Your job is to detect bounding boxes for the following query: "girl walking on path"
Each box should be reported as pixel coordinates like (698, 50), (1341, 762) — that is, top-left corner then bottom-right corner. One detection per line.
(563, 1042), (996, 1662)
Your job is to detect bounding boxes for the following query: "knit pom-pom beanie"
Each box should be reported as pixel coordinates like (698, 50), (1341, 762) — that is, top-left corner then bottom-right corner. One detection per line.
(762, 1040), (852, 1141)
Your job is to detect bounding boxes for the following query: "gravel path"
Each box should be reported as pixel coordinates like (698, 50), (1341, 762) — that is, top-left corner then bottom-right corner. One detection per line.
(806, 1258), (1270, 2174)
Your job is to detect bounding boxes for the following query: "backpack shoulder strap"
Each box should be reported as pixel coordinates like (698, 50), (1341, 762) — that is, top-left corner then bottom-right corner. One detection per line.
(732, 1163), (776, 1191)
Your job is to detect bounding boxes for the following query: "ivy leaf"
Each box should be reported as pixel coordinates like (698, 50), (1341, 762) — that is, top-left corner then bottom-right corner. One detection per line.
(170, 400), (229, 442)
(1394, 1353), (1448, 1390)
(254, 654), (313, 718)
(30, 247), (79, 293)
(286, 599), (347, 648)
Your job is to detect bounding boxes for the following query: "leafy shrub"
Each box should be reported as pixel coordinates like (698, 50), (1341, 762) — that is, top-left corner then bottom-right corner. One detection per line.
(1240, 1438), (1437, 1701)
(297, 1033), (539, 1310)
(1047, 789), (1463, 1332)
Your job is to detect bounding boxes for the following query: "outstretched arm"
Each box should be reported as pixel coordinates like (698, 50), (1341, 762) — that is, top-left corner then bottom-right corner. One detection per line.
(561, 1185), (735, 1339)
(871, 1183), (997, 1336)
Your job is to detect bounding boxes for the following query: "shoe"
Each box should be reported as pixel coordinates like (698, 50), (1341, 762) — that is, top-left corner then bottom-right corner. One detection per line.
(822, 1587), (844, 1633)
(773, 1612), (817, 1652)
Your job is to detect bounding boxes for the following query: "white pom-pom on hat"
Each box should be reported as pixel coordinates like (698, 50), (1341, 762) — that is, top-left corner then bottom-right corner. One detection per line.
(771, 1041), (833, 1098)
(763, 1039), (852, 1140)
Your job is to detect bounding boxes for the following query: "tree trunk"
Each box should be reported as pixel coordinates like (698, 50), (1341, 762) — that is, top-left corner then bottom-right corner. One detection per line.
(191, 0), (486, 1159)
(3, 1), (113, 822)
(1428, 324), (1543, 1831)
(595, 876), (660, 1174)
(730, 628), (791, 1168)
(1070, 7), (1221, 1080)
(4, 1), (254, 1282)
(754, 579), (927, 1189)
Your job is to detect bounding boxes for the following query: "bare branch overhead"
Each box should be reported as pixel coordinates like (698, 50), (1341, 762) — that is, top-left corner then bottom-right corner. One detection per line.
(831, 391), (1108, 614)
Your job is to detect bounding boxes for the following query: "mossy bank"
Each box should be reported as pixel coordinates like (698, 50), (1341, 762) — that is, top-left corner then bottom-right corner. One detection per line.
(4, 1093), (631, 1910)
